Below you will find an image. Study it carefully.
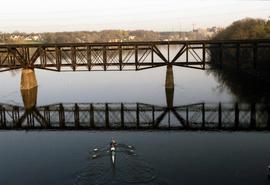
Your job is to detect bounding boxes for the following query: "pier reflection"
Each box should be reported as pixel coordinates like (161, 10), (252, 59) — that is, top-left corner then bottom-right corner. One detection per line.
(20, 86), (37, 111)
(0, 101), (269, 130)
(0, 80), (269, 130)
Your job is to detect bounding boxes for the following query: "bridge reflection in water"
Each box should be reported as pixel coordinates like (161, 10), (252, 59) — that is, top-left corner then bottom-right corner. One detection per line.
(0, 101), (269, 130)
(1, 73), (269, 130)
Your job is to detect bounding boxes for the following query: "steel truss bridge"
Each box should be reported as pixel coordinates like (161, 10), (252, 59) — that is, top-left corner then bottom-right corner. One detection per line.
(0, 39), (270, 72)
(0, 102), (269, 130)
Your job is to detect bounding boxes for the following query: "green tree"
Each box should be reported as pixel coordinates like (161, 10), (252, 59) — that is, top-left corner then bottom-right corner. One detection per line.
(214, 18), (270, 40)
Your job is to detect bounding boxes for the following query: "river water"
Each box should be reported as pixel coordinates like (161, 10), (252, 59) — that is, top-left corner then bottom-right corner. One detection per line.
(0, 47), (269, 185)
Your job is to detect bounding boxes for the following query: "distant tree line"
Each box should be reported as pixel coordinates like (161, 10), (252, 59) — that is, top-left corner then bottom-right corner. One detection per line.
(40, 30), (162, 43)
(0, 30), (211, 43)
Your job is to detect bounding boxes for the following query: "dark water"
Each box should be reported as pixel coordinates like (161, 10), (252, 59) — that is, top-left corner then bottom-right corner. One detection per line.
(0, 131), (270, 185)
(0, 48), (270, 185)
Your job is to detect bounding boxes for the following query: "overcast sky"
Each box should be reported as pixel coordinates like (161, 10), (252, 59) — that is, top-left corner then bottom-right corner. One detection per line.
(0, 0), (269, 33)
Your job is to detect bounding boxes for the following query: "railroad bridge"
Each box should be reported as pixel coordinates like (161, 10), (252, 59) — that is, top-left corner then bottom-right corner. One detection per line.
(1, 39), (269, 90)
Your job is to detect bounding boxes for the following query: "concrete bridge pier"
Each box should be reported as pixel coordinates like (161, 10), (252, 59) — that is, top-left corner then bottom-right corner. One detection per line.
(20, 69), (38, 111)
(165, 65), (174, 89)
(165, 65), (174, 109)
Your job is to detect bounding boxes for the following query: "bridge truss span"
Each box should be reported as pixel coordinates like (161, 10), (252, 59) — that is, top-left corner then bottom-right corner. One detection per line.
(1, 39), (269, 72)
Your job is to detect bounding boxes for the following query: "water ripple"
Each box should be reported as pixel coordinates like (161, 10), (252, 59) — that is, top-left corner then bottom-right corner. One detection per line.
(73, 147), (169, 185)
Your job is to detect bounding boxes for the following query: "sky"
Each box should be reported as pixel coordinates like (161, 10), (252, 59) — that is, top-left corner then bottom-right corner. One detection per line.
(0, 0), (269, 33)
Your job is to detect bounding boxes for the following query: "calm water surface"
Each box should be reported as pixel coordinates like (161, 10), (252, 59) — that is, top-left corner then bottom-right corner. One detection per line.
(0, 67), (234, 105)
(0, 131), (269, 185)
(0, 48), (269, 185)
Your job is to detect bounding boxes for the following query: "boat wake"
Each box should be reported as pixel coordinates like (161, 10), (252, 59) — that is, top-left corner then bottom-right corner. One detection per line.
(73, 145), (169, 185)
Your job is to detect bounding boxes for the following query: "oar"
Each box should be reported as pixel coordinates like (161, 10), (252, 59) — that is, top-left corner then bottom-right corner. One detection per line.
(115, 148), (136, 155)
(92, 153), (100, 159)
(127, 149), (136, 155)
(89, 148), (99, 155)
(127, 145), (135, 149)
(91, 146), (108, 153)
(117, 144), (135, 149)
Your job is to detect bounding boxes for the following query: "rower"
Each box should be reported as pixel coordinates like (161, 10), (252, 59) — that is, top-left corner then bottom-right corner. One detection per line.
(110, 138), (116, 164)
(110, 138), (116, 148)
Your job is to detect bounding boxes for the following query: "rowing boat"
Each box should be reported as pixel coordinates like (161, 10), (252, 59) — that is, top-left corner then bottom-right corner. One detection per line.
(111, 146), (116, 164)
(90, 143), (135, 162)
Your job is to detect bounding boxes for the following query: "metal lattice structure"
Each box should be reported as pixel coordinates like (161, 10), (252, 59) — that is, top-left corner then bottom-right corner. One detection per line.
(1, 40), (269, 72)
(0, 102), (269, 130)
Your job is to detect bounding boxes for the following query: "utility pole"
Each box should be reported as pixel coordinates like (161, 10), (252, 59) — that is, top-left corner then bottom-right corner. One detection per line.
(192, 24), (196, 32)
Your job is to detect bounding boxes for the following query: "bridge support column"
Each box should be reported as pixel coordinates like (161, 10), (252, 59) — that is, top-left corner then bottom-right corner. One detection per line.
(20, 69), (38, 111)
(165, 65), (174, 109)
(165, 65), (174, 89)
(21, 69), (38, 90)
